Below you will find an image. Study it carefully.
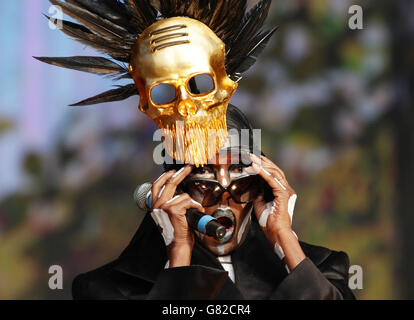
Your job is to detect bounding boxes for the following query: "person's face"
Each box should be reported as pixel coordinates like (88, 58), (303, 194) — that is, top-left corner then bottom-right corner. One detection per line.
(184, 153), (256, 256)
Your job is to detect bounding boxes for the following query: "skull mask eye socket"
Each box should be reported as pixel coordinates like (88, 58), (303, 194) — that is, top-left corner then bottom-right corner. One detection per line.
(187, 74), (215, 95)
(150, 83), (177, 105)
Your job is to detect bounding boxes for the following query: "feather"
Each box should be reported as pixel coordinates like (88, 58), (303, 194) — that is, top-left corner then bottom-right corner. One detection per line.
(149, 0), (161, 11)
(39, 0), (277, 107)
(209, 1), (246, 39)
(229, 0), (272, 53)
(156, 0), (247, 45)
(33, 56), (127, 76)
(158, 0), (179, 18)
(70, 84), (139, 106)
(45, 15), (133, 62)
(227, 27), (278, 77)
(126, 0), (158, 29)
(49, 0), (130, 39)
(65, 0), (138, 32)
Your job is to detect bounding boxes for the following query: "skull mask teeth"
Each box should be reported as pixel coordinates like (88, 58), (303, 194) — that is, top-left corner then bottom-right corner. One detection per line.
(130, 17), (238, 166)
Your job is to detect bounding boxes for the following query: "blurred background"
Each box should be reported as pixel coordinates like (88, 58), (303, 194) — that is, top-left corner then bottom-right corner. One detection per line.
(0, 0), (413, 300)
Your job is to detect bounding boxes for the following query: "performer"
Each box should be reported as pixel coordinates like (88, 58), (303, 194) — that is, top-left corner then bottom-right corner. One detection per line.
(72, 104), (355, 299)
(37, 1), (355, 299)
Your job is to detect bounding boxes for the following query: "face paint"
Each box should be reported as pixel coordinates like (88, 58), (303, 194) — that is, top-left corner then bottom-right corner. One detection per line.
(215, 244), (227, 256)
(258, 201), (275, 228)
(172, 166), (186, 178)
(237, 209), (252, 245)
(190, 162), (255, 256)
(130, 17), (238, 166)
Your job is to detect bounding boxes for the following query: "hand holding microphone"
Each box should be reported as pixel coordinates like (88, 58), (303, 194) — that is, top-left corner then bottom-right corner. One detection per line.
(136, 166), (225, 268)
(134, 167), (226, 247)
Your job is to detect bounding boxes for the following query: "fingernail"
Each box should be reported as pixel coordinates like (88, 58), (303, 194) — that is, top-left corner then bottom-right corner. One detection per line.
(158, 185), (166, 198)
(191, 199), (202, 207)
(154, 172), (167, 184)
(245, 166), (256, 174)
(166, 195), (180, 204)
(250, 153), (261, 162)
(252, 163), (262, 172)
(172, 167), (185, 178)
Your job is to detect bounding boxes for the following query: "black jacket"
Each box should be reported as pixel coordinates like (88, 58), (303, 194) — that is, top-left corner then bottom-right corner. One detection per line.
(72, 213), (355, 300)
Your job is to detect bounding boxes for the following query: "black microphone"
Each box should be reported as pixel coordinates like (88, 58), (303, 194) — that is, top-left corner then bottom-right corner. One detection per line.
(134, 183), (226, 241)
(185, 208), (226, 240)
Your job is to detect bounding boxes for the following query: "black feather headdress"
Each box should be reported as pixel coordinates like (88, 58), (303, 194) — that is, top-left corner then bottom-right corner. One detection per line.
(36, 0), (277, 106)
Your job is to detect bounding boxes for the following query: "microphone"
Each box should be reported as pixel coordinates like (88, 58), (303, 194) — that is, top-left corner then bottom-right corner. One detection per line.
(185, 208), (226, 240)
(134, 182), (152, 211)
(134, 182), (226, 241)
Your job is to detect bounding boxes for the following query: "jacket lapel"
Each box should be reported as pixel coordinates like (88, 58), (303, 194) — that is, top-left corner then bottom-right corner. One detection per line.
(114, 213), (228, 283)
(232, 217), (288, 299)
(114, 213), (168, 283)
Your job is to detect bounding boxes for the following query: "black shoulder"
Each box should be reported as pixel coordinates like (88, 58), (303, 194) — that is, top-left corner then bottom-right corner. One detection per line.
(299, 241), (351, 279)
(72, 260), (130, 300)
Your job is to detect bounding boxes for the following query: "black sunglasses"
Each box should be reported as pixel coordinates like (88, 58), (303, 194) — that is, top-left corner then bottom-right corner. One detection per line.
(179, 174), (262, 207)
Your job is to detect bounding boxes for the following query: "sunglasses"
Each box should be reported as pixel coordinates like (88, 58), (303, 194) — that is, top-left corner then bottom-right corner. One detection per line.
(179, 174), (262, 207)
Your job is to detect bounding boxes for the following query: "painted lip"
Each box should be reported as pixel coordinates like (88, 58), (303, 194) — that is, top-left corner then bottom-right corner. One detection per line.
(213, 209), (236, 243)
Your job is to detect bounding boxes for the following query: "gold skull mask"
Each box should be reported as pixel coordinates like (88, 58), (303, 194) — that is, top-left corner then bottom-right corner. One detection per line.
(129, 17), (238, 166)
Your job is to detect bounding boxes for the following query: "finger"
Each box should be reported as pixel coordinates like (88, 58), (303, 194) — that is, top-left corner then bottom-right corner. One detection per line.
(249, 153), (263, 167)
(251, 153), (286, 182)
(260, 155), (286, 179)
(252, 162), (287, 192)
(249, 154), (289, 190)
(162, 197), (206, 224)
(179, 198), (206, 213)
(260, 163), (285, 181)
(154, 165), (193, 207)
(151, 170), (176, 208)
(260, 163), (297, 196)
(163, 194), (203, 210)
(244, 165), (256, 175)
(250, 154), (297, 202)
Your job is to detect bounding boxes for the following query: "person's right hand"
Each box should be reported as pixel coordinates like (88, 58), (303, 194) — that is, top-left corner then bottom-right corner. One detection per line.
(150, 165), (205, 267)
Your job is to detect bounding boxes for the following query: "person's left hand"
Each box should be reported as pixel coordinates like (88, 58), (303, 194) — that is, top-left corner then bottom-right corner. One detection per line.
(248, 153), (298, 248)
